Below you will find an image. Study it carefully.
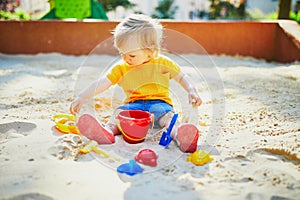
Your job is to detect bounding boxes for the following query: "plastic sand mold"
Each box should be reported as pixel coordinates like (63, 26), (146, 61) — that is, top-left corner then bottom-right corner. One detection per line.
(117, 160), (143, 176)
(53, 114), (80, 134)
(187, 150), (214, 166)
(134, 149), (158, 167)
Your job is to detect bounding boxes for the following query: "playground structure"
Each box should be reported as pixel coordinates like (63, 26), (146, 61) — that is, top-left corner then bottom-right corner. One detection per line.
(41, 0), (108, 20)
(0, 20), (299, 63)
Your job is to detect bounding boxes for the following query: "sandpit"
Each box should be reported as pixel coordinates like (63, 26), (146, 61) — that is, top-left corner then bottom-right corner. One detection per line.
(0, 53), (299, 200)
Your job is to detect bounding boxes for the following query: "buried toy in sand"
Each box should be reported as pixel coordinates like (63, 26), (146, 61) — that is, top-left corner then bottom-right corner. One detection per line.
(49, 134), (120, 162)
(51, 114), (119, 161)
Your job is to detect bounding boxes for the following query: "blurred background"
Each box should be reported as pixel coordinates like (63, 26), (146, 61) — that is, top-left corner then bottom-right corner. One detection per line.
(0, 0), (299, 22)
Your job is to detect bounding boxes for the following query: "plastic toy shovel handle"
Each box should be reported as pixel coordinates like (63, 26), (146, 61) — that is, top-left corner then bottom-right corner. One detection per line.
(159, 113), (178, 147)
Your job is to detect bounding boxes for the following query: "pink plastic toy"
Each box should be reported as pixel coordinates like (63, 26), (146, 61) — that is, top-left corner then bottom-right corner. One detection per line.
(134, 149), (158, 167)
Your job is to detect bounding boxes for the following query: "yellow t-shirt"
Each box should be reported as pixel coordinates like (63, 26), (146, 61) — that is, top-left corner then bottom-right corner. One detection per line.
(106, 55), (180, 105)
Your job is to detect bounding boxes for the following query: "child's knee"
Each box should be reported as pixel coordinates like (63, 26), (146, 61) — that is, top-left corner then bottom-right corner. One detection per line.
(158, 111), (178, 128)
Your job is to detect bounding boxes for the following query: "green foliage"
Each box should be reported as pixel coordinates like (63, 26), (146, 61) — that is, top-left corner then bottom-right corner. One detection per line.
(290, 11), (300, 23)
(100, 0), (135, 12)
(248, 9), (300, 23)
(152, 0), (178, 19)
(247, 8), (265, 20)
(0, 8), (30, 20)
(249, 10), (278, 20)
(266, 12), (278, 20)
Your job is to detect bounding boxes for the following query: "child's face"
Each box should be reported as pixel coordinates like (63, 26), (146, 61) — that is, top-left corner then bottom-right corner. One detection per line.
(121, 49), (152, 66)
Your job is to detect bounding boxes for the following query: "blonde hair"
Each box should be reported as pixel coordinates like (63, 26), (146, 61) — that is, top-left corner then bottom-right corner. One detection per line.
(113, 14), (163, 55)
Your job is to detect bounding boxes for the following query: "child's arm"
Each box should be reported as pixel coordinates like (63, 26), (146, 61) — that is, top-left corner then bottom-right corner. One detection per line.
(174, 72), (202, 107)
(70, 77), (113, 114)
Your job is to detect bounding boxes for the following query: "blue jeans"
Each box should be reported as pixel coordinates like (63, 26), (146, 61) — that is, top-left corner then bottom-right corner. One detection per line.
(117, 100), (174, 126)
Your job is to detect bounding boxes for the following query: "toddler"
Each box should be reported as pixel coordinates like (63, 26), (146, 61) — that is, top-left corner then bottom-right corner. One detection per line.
(70, 14), (202, 153)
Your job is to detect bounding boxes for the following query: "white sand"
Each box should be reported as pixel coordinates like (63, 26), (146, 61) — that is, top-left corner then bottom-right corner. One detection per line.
(0, 53), (299, 200)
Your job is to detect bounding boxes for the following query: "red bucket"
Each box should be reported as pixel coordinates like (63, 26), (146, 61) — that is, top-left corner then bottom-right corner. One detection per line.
(117, 110), (152, 144)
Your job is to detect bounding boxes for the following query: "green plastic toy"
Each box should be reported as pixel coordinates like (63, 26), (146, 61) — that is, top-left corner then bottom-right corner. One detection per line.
(41, 0), (108, 20)
(55, 0), (91, 19)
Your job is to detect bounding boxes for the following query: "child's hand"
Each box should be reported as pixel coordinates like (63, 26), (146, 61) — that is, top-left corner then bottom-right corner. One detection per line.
(70, 97), (84, 115)
(174, 72), (202, 107)
(188, 91), (202, 107)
